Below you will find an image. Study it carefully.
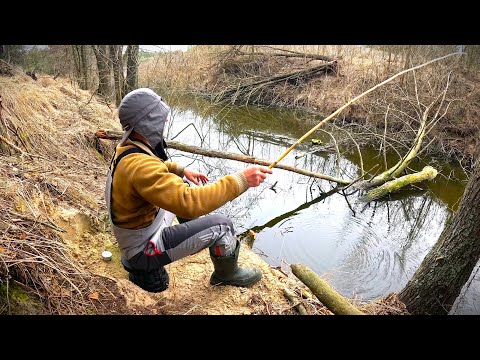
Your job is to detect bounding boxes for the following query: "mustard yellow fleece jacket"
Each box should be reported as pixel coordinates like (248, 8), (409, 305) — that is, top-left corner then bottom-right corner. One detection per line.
(110, 139), (249, 229)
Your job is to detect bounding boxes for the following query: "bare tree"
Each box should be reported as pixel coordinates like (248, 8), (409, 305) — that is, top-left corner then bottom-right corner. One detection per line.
(91, 45), (113, 100)
(109, 45), (125, 106)
(125, 45), (139, 94)
(71, 45), (90, 90)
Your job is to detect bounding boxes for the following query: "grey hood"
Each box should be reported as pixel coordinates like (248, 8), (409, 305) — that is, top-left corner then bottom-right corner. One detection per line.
(118, 88), (171, 160)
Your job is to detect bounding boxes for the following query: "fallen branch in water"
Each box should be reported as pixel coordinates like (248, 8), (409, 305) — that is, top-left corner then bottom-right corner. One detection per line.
(291, 264), (365, 315)
(95, 129), (350, 185)
(362, 166), (438, 202)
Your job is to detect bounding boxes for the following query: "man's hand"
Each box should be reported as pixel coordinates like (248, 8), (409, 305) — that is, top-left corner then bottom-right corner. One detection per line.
(242, 165), (273, 187)
(184, 168), (209, 185)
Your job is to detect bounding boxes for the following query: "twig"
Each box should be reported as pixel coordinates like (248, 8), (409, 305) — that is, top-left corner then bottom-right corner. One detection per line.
(336, 125), (365, 176)
(7, 210), (66, 233)
(342, 190), (356, 217)
(283, 287), (308, 315)
(382, 104), (390, 170)
(183, 305), (199, 315)
(0, 134), (31, 158)
(317, 129), (341, 178)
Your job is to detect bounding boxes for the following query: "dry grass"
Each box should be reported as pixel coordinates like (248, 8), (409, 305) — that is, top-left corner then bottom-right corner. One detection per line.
(0, 73), (127, 314)
(360, 293), (409, 315)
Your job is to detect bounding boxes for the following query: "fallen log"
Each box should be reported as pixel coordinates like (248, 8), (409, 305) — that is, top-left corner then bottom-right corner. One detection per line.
(95, 129), (350, 185)
(283, 287), (308, 315)
(291, 264), (365, 315)
(255, 46), (337, 62)
(363, 166), (438, 202)
(214, 61), (338, 102)
(239, 50), (336, 63)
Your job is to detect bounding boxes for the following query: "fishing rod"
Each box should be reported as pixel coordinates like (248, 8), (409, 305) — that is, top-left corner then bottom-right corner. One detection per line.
(267, 51), (464, 170)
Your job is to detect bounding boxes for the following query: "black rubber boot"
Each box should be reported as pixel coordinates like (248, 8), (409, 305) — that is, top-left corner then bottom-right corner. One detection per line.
(122, 258), (169, 293)
(209, 240), (262, 287)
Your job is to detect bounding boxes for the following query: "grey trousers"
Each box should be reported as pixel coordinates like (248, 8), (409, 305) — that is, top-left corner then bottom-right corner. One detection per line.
(126, 214), (237, 273)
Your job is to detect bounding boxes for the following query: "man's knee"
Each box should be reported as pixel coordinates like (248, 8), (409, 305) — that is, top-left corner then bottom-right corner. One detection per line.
(207, 214), (234, 233)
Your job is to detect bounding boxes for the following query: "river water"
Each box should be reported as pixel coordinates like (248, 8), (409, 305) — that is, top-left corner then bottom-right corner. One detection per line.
(163, 94), (479, 314)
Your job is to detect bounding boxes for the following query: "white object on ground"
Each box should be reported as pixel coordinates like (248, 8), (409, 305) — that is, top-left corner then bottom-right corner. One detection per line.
(102, 250), (112, 261)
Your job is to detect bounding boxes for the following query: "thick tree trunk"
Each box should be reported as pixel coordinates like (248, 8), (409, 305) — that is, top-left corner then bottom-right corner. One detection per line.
(80, 45), (89, 90)
(399, 162), (480, 314)
(92, 45), (112, 100)
(109, 45), (124, 106)
(71, 45), (89, 90)
(94, 129), (349, 184)
(291, 264), (364, 315)
(125, 45), (139, 94)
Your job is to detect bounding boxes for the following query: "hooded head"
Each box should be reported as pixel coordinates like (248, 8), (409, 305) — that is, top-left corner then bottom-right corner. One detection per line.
(118, 88), (171, 160)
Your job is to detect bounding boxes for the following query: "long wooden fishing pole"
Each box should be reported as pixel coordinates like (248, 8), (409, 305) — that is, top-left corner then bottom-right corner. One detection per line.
(268, 51), (463, 170)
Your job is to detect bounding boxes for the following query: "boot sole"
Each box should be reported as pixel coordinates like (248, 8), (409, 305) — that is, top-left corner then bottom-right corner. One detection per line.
(210, 272), (262, 287)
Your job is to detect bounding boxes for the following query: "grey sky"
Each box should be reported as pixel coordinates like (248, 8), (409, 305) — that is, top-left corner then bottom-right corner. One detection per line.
(23, 45), (189, 53)
(140, 45), (190, 52)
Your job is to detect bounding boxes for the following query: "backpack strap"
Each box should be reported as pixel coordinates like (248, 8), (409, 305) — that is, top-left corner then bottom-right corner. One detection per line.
(111, 147), (149, 179)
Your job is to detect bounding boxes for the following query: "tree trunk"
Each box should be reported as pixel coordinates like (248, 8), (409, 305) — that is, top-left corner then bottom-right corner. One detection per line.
(71, 45), (91, 90)
(125, 45), (139, 94)
(92, 45), (112, 100)
(109, 45), (124, 106)
(80, 45), (90, 90)
(399, 161), (480, 314)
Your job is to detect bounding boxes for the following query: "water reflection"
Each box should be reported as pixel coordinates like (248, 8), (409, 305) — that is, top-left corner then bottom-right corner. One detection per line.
(162, 93), (476, 313)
